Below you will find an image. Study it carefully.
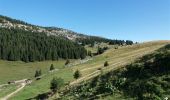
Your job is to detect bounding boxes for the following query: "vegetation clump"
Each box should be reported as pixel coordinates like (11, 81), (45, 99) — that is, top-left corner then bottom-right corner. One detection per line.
(104, 61), (109, 67)
(65, 59), (70, 65)
(97, 47), (108, 55)
(50, 64), (55, 71)
(74, 70), (81, 79)
(50, 77), (64, 93)
(76, 37), (133, 46)
(34, 69), (42, 78)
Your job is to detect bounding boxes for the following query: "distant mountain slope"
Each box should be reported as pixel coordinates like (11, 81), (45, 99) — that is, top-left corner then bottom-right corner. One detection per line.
(0, 15), (84, 41)
(63, 44), (170, 100)
(0, 15), (133, 44)
(0, 15), (133, 62)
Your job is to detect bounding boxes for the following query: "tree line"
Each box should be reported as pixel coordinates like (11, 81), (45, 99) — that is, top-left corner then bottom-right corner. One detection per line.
(76, 36), (133, 46)
(0, 28), (87, 62)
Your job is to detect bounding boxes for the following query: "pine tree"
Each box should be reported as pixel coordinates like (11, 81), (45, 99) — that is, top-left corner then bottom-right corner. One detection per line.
(50, 77), (64, 93)
(104, 61), (109, 67)
(88, 51), (92, 57)
(34, 69), (42, 77)
(38, 69), (42, 76)
(50, 64), (55, 71)
(35, 70), (39, 77)
(65, 59), (70, 65)
(74, 70), (81, 79)
(8, 50), (15, 61)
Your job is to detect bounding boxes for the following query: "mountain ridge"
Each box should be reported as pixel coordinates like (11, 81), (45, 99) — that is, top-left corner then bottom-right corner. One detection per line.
(0, 15), (133, 45)
(0, 15), (85, 41)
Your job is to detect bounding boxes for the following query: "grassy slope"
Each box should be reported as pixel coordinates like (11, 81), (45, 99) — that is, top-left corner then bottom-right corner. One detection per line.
(62, 41), (170, 100)
(0, 84), (17, 98)
(102, 43), (170, 100)
(85, 42), (115, 53)
(11, 68), (74, 100)
(0, 60), (67, 84)
(72, 41), (170, 79)
(0, 40), (168, 100)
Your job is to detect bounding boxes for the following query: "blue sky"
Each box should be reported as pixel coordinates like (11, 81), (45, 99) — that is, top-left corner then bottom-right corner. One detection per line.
(0, 0), (169, 42)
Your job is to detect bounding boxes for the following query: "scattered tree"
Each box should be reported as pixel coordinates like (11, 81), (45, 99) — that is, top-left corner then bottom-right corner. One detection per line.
(50, 64), (55, 71)
(126, 40), (133, 45)
(88, 51), (92, 57)
(104, 61), (109, 67)
(74, 70), (81, 79)
(97, 47), (108, 55)
(50, 77), (64, 93)
(65, 59), (70, 65)
(35, 69), (42, 77)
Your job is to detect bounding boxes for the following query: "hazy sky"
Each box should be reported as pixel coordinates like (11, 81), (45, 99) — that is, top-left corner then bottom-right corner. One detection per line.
(0, 0), (169, 42)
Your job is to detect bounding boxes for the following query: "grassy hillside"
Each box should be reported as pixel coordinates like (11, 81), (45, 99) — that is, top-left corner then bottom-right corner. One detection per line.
(62, 42), (170, 100)
(0, 60), (67, 84)
(0, 41), (169, 100)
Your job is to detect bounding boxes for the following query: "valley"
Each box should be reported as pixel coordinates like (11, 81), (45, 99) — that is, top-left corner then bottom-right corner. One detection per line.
(0, 14), (169, 100)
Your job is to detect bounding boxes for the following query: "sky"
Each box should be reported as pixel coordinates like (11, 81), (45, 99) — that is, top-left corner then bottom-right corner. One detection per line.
(0, 0), (169, 42)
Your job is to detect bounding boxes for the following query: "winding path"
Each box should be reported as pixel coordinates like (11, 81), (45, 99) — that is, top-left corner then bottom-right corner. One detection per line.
(1, 83), (26, 100)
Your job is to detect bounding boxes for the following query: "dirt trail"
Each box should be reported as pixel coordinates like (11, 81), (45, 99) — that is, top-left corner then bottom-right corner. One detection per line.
(70, 44), (165, 85)
(81, 45), (161, 72)
(0, 67), (59, 100)
(1, 83), (26, 100)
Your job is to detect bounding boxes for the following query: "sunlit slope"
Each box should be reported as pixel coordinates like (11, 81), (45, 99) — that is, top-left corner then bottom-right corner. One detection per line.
(71, 41), (170, 84)
(62, 41), (170, 100)
(6, 40), (170, 100)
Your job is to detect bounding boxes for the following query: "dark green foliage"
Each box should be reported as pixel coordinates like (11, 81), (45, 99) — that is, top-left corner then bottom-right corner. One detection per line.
(0, 28), (87, 62)
(115, 47), (118, 49)
(76, 36), (133, 46)
(74, 70), (81, 79)
(50, 77), (64, 93)
(34, 70), (39, 78)
(104, 61), (109, 67)
(50, 64), (55, 71)
(88, 51), (92, 57)
(65, 59), (70, 65)
(126, 40), (133, 45)
(97, 47), (108, 55)
(62, 44), (170, 100)
(35, 69), (42, 78)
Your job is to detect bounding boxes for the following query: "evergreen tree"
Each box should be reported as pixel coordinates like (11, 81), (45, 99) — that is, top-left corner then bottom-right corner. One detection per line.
(34, 69), (42, 77)
(0, 28), (87, 62)
(35, 70), (39, 78)
(104, 61), (109, 67)
(65, 59), (70, 65)
(50, 64), (55, 71)
(38, 69), (42, 76)
(74, 70), (81, 79)
(88, 51), (92, 57)
(8, 51), (15, 61)
(50, 77), (64, 93)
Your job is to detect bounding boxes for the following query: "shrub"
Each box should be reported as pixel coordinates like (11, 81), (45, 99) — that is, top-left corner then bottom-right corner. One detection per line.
(104, 61), (109, 67)
(65, 59), (70, 65)
(35, 69), (42, 77)
(50, 77), (64, 93)
(74, 70), (81, 79)
(50, 64), (55, 71)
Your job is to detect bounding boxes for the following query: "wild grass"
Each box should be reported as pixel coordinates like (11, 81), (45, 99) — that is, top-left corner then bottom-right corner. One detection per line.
(0, 40), (169, 99)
